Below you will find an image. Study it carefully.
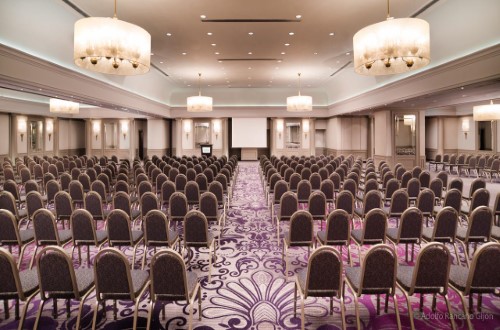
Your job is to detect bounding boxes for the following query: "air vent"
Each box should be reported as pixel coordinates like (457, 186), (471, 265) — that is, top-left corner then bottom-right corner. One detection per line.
(202, 18), (301, 23)
(218, 58), (282, 62)
(330, 61), (352, 77)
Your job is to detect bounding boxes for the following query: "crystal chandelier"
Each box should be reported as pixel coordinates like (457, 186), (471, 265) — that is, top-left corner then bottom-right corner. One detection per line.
(49, 98), (79, 114)
(74, 0), (151, 75)
(473, 100), (500, 121)
(353, 0), (430, 75)
(287, 73), (312, 112)
(187, 73), (213, 112)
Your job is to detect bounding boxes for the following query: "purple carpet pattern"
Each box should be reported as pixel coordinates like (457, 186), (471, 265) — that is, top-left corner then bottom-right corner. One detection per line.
(1, 162), (500, 329)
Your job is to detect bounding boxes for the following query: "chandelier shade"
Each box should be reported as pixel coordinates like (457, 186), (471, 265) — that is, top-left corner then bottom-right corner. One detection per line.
(74, 14), (151, 75)
(187, 73), (213, 112)
(473, 100), (500, 121)
(353, 17), (430, 76)
(287, 73), (312, 112)
(49, 98), (79, 114)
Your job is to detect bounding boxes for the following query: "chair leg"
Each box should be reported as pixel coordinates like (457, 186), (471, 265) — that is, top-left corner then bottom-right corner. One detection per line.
(91, 300), (100, 330)
(142, 246), (148, 270)
(340, 292), (346, 330)
(450, 286), (473, 330)
(145, 300), (154, 330)
(346, 280), (361, 330)
(198, 287), (202, 321)
(76, 288), (92, 330)
(33, 299), (46, 330)
(393, 293), (402, 330)
(188, 300), (193, 330)
(300, 294), (305, 330)
(29, 246), (39, 270)
(294, 282), (298, 318)
(17, 244), (28, 268)
(398, 284), (415, 330)
(458, 241), (470, 267)
(208, 243), (213, 283)
(443, 294), (456, 330)
(3, 299), (9, 319)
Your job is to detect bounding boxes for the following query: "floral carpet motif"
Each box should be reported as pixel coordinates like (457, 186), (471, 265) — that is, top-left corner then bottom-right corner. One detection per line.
(1, 162), (499, 329)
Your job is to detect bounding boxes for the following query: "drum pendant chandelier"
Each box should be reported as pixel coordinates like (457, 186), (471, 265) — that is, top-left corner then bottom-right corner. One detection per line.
(187, 73), (213, 112)
(287, 73), (312, 112)
(473, 100), (500, 121)
(74, 0), (151, 75)
(353, 0), (430, 76)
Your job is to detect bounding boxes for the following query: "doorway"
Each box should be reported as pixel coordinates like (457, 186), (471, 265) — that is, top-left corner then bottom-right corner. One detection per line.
(138, 130), (144, 160)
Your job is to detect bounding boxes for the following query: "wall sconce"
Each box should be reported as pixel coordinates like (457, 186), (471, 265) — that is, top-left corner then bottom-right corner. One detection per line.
(213, 120), (221, 140)
(184, 120), (192, 139)
(18, 118), (27, 142)
(462, 118), (470, 139)
(121, 121), (129, 139)
(46, 120), (53, 142)
(303, 119), (310, 139)
(276, 119), (284, 139)
(93, 121), (100, 140)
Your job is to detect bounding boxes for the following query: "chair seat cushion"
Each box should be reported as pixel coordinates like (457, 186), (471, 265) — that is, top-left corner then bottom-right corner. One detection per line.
(456, 227), (467, 241)
(345, 266), (361, 292)
(19, 269), (39, 297)
(491, 226), (500, 240)
(58, 229), (73, 244)
(130, 269), (150, 296)
(283, 231), (312, 247)
(422, 227), (433, 241)
(187, 272), (199, 300)
(131, 209), (141, 220)
(95, 230), (108, 245)
(448, 265), (469, 292)
(354, 208), (363, 217)
(386, 228), (399, 242)
(75, 268), (95, 295)
(18, 229), (35, 244)
(18, 209), (28, 218)
(396, 265), (414, 291)
(296, 268), (307, 292)
(351, 229), (363, 244)
(131, 230), (144, 244)
(317, 231), (327, 244)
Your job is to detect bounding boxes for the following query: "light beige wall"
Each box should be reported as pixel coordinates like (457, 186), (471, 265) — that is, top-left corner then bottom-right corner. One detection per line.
(443, 117), (458, 150)
(374, 111), (392, 157)
(426, 117), (438, 149)
(0, 114), (10, 156)
(456, 116), (475, 150)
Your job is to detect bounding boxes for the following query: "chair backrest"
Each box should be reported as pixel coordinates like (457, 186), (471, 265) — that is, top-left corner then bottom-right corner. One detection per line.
(0, 248), (29, 299)
(464, 242), (500, 295)
(0, 191), (19, 218)
(412, 166), (422, 179)
(304, 246), (343, 298)
(138, 181), (153, 198)
(115, 180), (130, 194)
(184, 181), (200, 204)
(279, 192), (298, 220)
(308, 191), (326, 219)
(54, 191), (74, 219)
(273, 180), (289, 204)
(437, 171), (448, 189)
(113, 191), (133, 218)
(169, 192), (188, 219)
(84, 191), (105, 219)
(398, 207), (423, 240)
(91, 180), (107, 202)
(297, 180), (312, 201)
(448, 178), (463, 193)
(389, 189), (409, 214)
(184, 210), (209, 245)
(195, 173), (208, 192)
(94, 248), (136, 300)
(342, 179), (357, 198)
(161, 180), (176, 204)
(150, 250), (190, 300)
(309, 173), (321, 190)
(71, 209), (97, 245)
(199, 192), (218, 220)
(0, 209), (22, 245)
(26, 191), (44, 219)
(466, 206), (493, 242)
(289, 173), (301, 191)
(416, 189), (435, 215)
(429, 178), (443, 201)
(433, 207), (458, 242)
(410, 242), (451, 295)
(144, 210), (170, 246)
(469, 178), (486, 197)
(33, 209), (60, 245)
(46, 179), (61, 204)
(288, 210), (314, 244)
(319, 179), (334, 202)
(363, 190), (382, 215)
(419, 171), (431, 188)
(443, 188), (462, 213)
(107, 209), (133, 244)
(69, 180), (84, 202)
(362, 209), (387, 242)
(336, 190), (354, 217)
(470, 188), (490, 210)
(407, 178), (420, 198)
(141, 192), (159, 217)
(358, 244), (397, 294)
(325, 209), (350, 243)
(401, 171), (412, 188)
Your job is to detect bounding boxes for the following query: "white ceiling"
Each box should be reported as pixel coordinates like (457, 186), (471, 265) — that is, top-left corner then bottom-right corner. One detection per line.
(0, 0), (499, 117)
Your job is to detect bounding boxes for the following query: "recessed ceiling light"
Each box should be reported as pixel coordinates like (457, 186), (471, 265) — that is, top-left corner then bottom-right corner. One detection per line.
(150, 53), (154, 56)
(289, 32), (295, 36)
(269, 81), (273, 83)
(215, 52), (220, 55)
(313, 52), (318, 55)
(200, 15), (206, 19)
(277, 60), (282, 63)
(182, 52), (187, 55)
(166, 33), (172, 36)
(281, 52), (286, 55)
(329, 32), (335, 36)
(460, 86), (465, 90)
(248, 67), (252, 70)
(160, 61), (164, 64)
(211, 43), (216, 46)
(346, 52), (350, 55)
(207, 85), (211, 87)
(207, 32), (213, 36)
(39, 88), (42, 91)
(187, 84), (191, 87)
(284, 43), (290, 46)
(248, 32), (254, 35)
(296, 15), (302, 19)
(218, 60), (222, 63)
(248, 52), (253, 55)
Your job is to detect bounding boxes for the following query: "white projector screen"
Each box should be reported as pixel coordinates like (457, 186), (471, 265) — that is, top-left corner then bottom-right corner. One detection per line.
(232, 118), (267, 148)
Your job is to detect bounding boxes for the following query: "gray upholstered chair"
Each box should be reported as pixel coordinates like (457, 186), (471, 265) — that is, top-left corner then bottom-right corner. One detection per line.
(383, 189), (408, 228)
(448, 242), (500, 330)
(92, 248), (149, 329)
(416, 188), (435, 227)
(0, 191), (27, 226)
(308, 191), (327, 228)
(54, 191), (74, 229)
(34, 246), (95, 330)
(344, 244), (401, 330)
(354, 190), (382, 226)
(386, 207), (423, 262)
(351, 208), (387, 264)
(270, 180), (289, 219)
(276, 192), (298, 243)
(295, 246), (345, 330)
(140, 191), (159, 219)
(142, 209), (180, 269)
(147, 250), (202, 330)
(316, 209), (352, 265)
(396, 243), (455, 330)
(422, 206), (460, 264)
(0, 248), (39, 329)
(160, 180), (176, 210)
(282, 210), (314, 280)
(0, 209), (34, 267)
(106, 209), (144, 268)
(70, 209), (108, 266)
(113, 191), (141, 226)
(183, 210), (216, 282)
(84, 191), (110, 222)
(456, 206), (493, 267)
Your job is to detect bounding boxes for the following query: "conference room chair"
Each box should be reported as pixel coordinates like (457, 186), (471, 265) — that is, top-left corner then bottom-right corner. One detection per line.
(386, 207), (423, 263)
(316, 209), (352, 266)
(282, 210), (314, 280)
(351, 209), (388, 264)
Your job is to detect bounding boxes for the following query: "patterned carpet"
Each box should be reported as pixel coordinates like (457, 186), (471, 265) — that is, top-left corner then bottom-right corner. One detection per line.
(1, 162), (500, 329)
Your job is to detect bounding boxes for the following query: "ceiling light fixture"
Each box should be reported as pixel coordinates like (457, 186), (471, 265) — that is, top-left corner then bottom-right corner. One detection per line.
(287, 73), (312, 112)
(74, 0), (151, 75)
(473, 100), (500, 121)
(248, 32), (254, 35)
(353, 0), (430, 75)
(50, 98), (79, 114)
(289, 32), (295, 36)
(187, 73), (213, 112)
